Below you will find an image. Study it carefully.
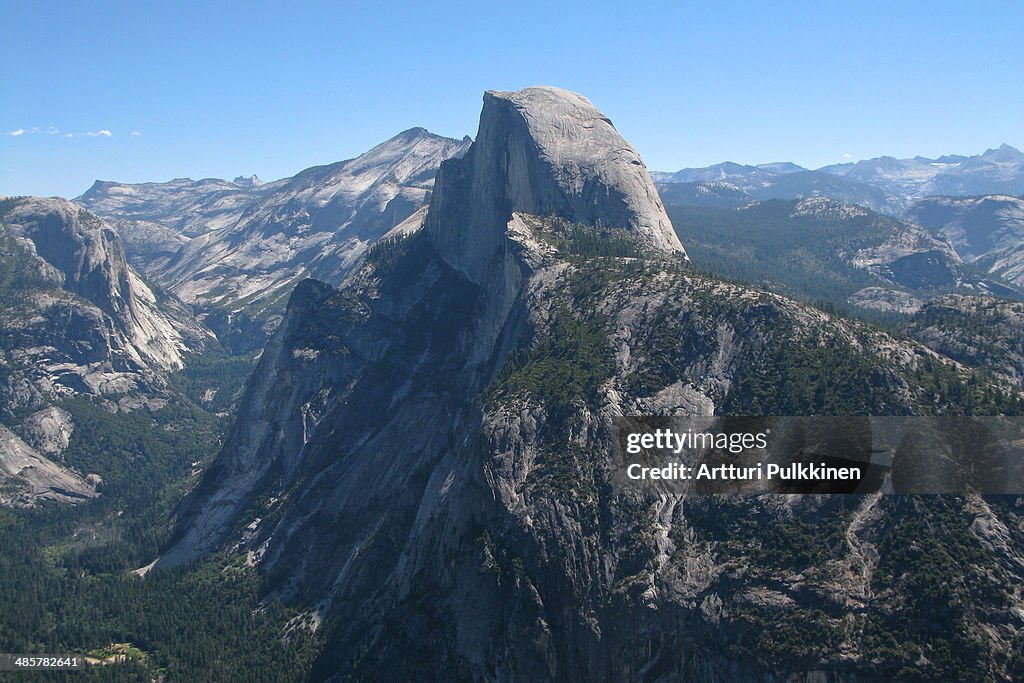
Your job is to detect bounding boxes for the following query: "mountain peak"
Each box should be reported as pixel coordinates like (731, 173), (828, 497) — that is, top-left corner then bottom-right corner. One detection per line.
(426, 86), (684, 282)
(983, 143), (1024, 163)
(232, 174), (263, 187)
(393, 126), (431, 139)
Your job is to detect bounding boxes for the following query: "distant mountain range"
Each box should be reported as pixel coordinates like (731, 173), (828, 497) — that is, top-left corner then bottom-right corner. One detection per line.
(77, 129), (471, 351)
(654, 144), (1024, 214)
(906, 194), (1024, 287)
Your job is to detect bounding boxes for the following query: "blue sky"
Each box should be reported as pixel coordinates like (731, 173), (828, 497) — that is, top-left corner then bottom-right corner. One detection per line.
(2, 1), (1022, 198)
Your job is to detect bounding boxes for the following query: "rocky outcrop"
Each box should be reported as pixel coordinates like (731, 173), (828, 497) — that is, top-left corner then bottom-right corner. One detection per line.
(160, 88), (1024, 680)
(847, 287), (924, 314)
(426, 87), (684, 281)
(0, 197), (209, 415)
(19, 406), (74, 457)
(0, 424), (96, 507)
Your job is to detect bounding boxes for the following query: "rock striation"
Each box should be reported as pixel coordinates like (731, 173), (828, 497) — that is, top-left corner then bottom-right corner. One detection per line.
(426, 87), (684, 281)
(159, 89), (1024, 680)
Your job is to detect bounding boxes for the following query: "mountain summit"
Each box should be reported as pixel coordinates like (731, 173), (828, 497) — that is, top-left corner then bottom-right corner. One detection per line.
(427, 86), (685, 281)
(155, 88), (1024, 680)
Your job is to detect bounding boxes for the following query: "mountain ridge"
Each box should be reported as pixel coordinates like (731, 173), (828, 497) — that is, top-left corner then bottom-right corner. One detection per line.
(655, 144), (1024, 213)
(156, 87), (1024, 680)
(77, 128), (472, 351)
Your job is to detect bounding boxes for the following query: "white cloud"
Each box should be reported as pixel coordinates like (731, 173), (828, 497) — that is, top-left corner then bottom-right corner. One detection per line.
(47, 126), (59, 135)
(130, 130), (142, 137)
(8, 129), (26, 136)
(65, 133), (75, 138)
(843, 153), (853, 159)
(86, 130), (113, 137)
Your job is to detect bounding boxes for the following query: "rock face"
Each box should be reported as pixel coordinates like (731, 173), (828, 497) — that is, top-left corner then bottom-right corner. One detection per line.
(20, 406), (75, 457)
(847, 287), (924, 314)
(161, 88), (1024, 680)
(78, 129), (471, 351)
(0, 197), (213, 506)
(906, 194), (1024, 287)
(426, 87), (684, 281)
(0, 196), (209, 457)
(0, 424), (96, 507)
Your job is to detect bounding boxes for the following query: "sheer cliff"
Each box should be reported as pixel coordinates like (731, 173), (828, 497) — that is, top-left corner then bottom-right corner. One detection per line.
(426, 87), (684, 282)
(161, 88), (1024, 680)
(0, 197), (212, 505)
(0, 197), (209, 403)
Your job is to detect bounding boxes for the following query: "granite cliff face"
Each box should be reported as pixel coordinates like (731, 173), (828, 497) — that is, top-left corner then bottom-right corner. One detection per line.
(161, 89), (1024, 680)
(0, 423), (96, 507)
(427, 87), (684, 281)
(0, 197), (209, 504)
(0, 198), (207, 398)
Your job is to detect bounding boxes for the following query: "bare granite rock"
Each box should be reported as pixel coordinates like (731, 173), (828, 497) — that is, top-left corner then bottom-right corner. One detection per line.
(19, 406), (74, 457)
(0, 424), (95, 507)
(0, 198), (210, 418)
(427, 86), (685, 282)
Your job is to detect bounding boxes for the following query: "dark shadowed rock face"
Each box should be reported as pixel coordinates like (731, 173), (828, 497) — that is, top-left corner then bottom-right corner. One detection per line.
(160, 90), (1024, 680)
(427, 86), (684, 282)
